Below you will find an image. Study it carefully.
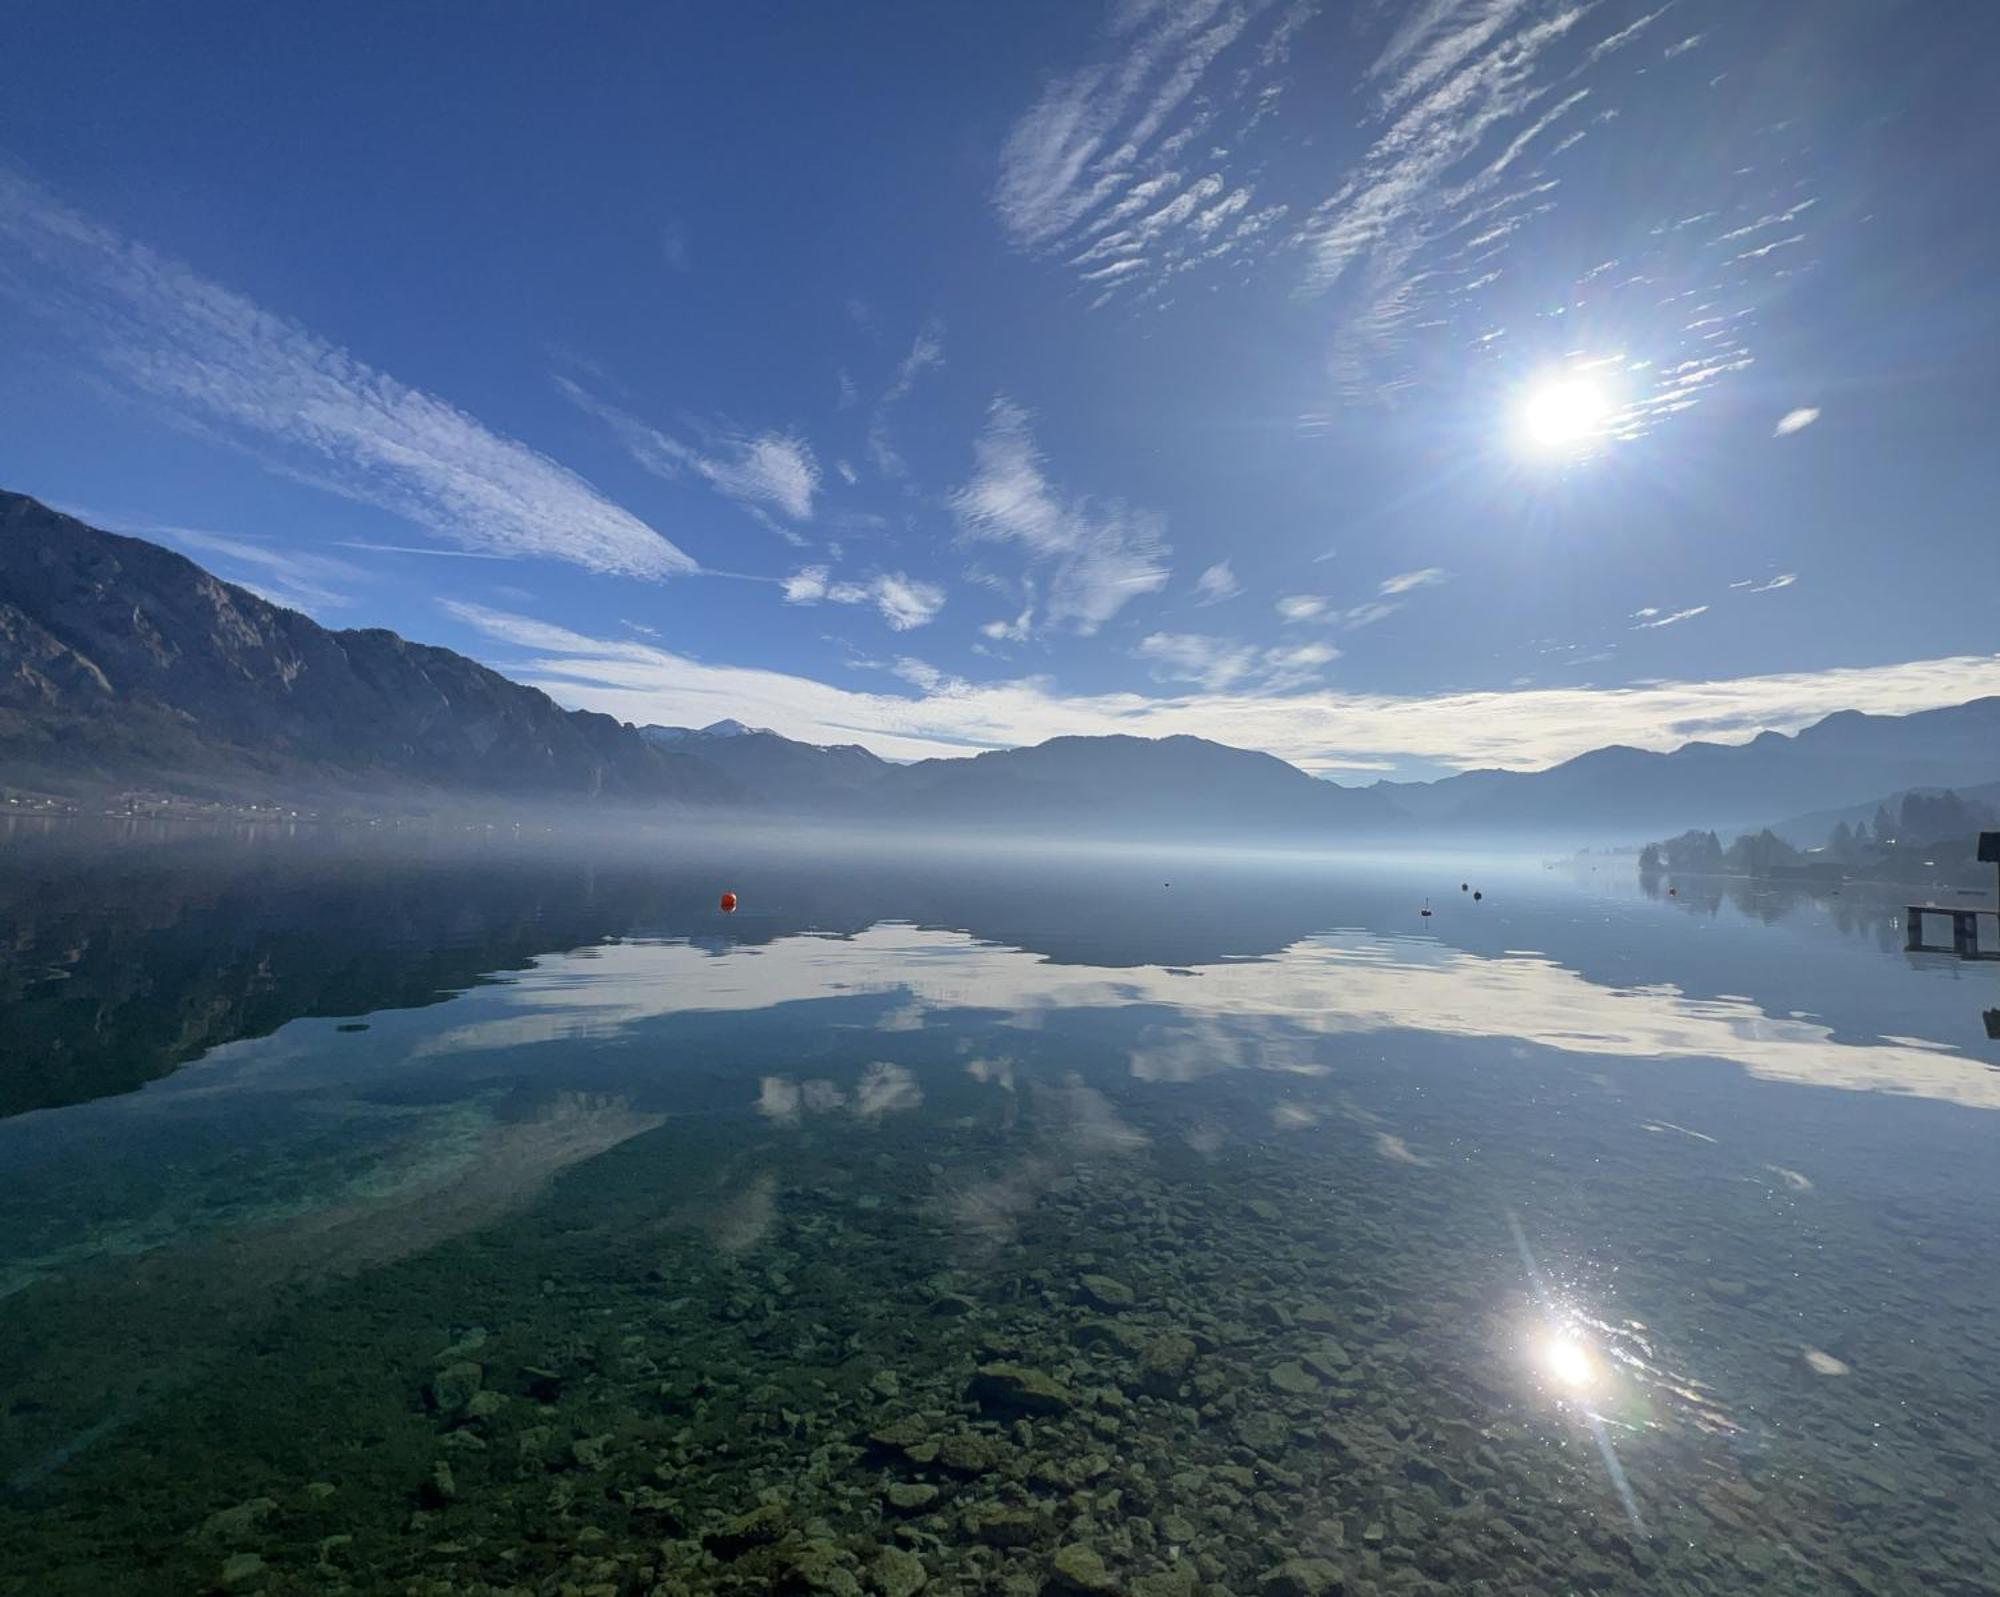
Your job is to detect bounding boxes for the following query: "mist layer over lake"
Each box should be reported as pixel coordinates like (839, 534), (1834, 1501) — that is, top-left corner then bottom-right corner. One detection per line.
(1, 823), (1995, 1595)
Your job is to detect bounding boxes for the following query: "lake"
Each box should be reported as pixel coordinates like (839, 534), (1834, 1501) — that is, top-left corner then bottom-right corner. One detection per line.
(1, 822), (1995, 1596)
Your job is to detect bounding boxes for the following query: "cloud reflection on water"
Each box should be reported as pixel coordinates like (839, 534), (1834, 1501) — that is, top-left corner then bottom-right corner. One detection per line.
(404, 923), (2000, 1112)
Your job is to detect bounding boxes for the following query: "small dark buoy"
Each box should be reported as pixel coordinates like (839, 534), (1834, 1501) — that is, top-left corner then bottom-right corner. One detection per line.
(1420, 898), (1433, 918)
(1472, 890), (1482, 902)
(1460, 882), (1469, 892)
(719, 891), (738, 913)
(1668, 886), (1677, 896)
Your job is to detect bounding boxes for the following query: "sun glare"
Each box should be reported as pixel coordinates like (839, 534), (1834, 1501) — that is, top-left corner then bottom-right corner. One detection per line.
(1537, 1330), (1600, 1392)
(1518, 375), (1614, 453)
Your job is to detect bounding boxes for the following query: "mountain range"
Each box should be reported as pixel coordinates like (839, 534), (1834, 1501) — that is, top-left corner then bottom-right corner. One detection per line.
(5, 489), (1999, 841)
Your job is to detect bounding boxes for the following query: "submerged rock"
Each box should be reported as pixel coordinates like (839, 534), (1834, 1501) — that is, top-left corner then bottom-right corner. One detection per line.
(969, 1363), (1073, 1416)
(218, 1551), (267, 1589)
(966, 1502), (1048, 1548)
(1079, 1275), (1137, 1311)
(885, 1482), (941, 1513)
(1139, 1334), (1196, 1393)
(703, 1501), (792, 1557)
(428, 1360), (484, 1416)
(871, 1544), (930, 1597)
(1266, 1361), (1321, 1397)
(1259, 1557), (1342, 1597)
(1050, 1542), (1121, 1594)
(194, 1498), (277, 1547)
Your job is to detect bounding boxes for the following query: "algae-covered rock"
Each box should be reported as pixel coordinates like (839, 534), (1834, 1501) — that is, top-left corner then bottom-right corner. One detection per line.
(969, 1363), (1073, 1416)
(703, 1500), (793, 1556)
(1050, 1542), (1121, 1594)
(1258, 1557), (1342, 1597)
(1079, 1275), (1137, 1311)
(218, 1551), (267, 1589)
(872, 1544), (930, 1597)
(938, 1430), (1006, 1473)
(785, 1537), (865, 1597)
(194, 1497), (277, 1546)
(1133, 1564), (1198, 1597)
(966, 1502), (1049, 1548)
(1235, 1410), (1290, 1455)
(465, 1388), (508, 1420)
(886, 1481), (941, 1512)
(428, 1360), (484, 1416)
(1266, 1361), (1321, 1397)
(1139, 1335), (1196, 1393)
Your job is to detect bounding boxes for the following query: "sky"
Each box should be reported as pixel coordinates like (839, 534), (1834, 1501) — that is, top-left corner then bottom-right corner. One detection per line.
(4, 0), (1999, 781)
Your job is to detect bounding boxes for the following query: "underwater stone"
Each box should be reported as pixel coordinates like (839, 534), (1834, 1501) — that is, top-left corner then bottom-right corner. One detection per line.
(1049, 1542), (1121, 1594)
(194, 1497), (277, 1546)
(1132, 1566), (1198, 1597)
(423, 1459), (457, 1504)
(428, 1360), (484, 1415)
(1266, 1361), (1321, 1397)
(1259, 1557), (1342, 1597)
(1235, 1411), (1290, 1455)
(938, 1430), (1006, 1474)
(966, 1503), (1049, 1548)
(886, 1482), (941, 1512)
(871, 1544), (930, 1597)
(969, 1363), (1074, 1416)
(1077, 1320), (1148, 1358)
(1079, 1276), (1137, 1311)
(465, 1388), (508, 1420)
(703, 1501), (792, 1557)
(218, 1551), (267, 1588)
(1139, 1335), (1196, 1393)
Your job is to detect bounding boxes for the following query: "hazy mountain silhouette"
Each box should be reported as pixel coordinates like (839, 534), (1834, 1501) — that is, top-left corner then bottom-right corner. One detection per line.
(6, 490), (2000, 840)
(0, 491), (741, 805)
(1379, 700), (2000, 839)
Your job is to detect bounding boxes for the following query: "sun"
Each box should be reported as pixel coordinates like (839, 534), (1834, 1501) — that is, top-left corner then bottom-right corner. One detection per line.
(1517, 375), (1615, 453)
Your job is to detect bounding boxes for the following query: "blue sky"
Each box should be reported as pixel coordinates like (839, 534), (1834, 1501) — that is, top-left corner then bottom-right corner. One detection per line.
(4, 0), (1999, 779)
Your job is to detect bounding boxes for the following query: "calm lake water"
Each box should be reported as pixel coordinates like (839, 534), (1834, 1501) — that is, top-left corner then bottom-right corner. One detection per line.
(1, 822), (1996, 1596)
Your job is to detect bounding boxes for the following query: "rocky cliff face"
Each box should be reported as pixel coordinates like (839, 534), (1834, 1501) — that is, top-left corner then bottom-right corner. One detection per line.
(0, 491), (738, 804)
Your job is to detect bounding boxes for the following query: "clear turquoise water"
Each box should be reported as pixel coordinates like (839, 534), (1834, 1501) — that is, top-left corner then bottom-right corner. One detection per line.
(1, 826), (1995, 1595)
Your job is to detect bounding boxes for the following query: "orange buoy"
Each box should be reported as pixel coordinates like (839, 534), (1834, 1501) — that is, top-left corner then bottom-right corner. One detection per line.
(719, 891), (738, 913)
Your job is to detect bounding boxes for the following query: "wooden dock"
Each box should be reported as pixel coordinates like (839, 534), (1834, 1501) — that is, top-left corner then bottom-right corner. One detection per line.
(1907, 831), (2000, 960)
(1905, 904), (2000, 959)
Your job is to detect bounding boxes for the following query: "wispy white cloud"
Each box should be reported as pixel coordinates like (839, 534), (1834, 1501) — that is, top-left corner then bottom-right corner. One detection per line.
(0, 173), (692, 579)
(1137, 631), (1342, 692)
(1192, 559), (1242, 604)
(1377, 565), (1448, 596)
(1294, 2), (1821, 432)
(555, 377), (819, 522)
(880, 319), (945, 406)
(780, 565), (944, 632)
(1136, 631), (1259, 690)
(440, 600), (2000, 778)
(992, 0), (1308, 304)
(1631, 604), (1708, 629)
(1275, 594), (1329, 622)
(1732, 572), (1797, 595)
(951, 397), (1170, 634)
(1774, 407), (1821, 437)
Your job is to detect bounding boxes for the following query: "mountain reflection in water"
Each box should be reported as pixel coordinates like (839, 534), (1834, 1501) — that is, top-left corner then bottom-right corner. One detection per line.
(0, 824), (1996, 1596)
